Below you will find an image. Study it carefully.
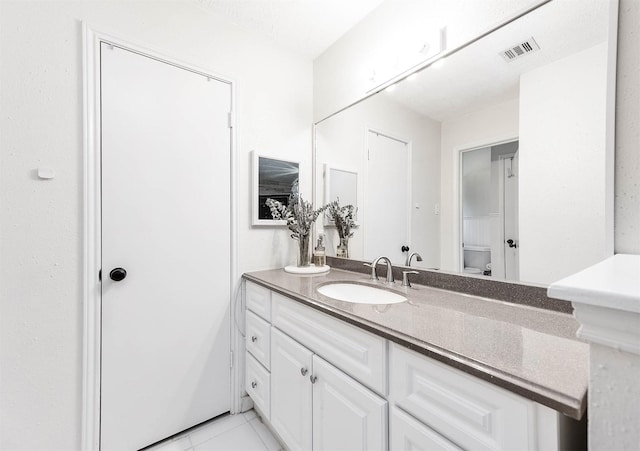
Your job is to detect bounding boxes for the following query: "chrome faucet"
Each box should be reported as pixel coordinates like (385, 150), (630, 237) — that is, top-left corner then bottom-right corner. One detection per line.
(406, 252), (423, 267)
(364, 256), (395, 284)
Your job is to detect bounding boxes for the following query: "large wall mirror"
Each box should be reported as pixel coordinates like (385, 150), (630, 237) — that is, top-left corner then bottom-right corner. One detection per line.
(314, 0), (617, 286)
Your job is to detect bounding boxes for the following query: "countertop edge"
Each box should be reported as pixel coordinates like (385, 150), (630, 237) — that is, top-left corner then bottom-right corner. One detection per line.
(242, 272), (585, 420)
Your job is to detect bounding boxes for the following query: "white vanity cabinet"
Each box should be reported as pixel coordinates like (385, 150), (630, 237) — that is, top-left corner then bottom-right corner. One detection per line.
(244, 279), (574, 451)
(245, 281), (388, 451)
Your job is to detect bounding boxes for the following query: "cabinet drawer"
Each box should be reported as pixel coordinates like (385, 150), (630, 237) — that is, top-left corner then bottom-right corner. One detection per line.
(245, 280), (271, 321)
(246, 310), (271, 370)
(245, 353), (270, 420)
(272, 293), (387, 395)
(390, 343), (537, 450)
(390, 406), (462, 451)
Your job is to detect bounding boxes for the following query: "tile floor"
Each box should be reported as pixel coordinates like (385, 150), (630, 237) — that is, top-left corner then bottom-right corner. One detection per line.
(147, 410), (283, 451)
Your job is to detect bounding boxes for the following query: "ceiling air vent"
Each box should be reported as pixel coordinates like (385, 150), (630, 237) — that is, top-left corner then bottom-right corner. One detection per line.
(500, 37), (540, 62)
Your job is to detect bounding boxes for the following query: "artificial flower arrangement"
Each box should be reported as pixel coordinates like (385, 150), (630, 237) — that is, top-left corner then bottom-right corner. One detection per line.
(326, 199), (357, 240)
(325, 199), (357, 258)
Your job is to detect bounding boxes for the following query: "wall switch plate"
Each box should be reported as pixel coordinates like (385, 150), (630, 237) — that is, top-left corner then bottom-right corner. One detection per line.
(37, 168), (55, 179)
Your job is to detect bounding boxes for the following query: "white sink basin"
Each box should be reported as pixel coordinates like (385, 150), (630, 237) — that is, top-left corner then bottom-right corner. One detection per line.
(317, 282), (407, 305)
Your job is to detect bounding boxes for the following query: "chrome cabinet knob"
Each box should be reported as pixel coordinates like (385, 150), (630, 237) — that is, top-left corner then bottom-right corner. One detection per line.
(300, 367), (308, 376)
(251, 381), (257, 389)
(310, 375), (317, 384)
(251, 335), (257, 342)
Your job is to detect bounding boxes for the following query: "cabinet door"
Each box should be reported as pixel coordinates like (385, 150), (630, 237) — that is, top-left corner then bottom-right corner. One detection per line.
(312, 355), (388, 451)
(271, 328), (313, 451)
(390, 343), (544, 450)
(390, 406), (463, 451)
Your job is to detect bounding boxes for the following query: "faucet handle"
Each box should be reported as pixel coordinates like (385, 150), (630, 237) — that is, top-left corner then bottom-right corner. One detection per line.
(402, 270), (419, 287)
(363, 262), (378, 281)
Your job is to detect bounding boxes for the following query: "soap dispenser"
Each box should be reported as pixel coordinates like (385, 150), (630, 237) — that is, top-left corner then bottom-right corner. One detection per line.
(313, 233), (326, 267)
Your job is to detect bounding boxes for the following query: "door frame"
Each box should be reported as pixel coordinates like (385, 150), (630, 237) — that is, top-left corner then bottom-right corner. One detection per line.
(363, 128), (412, 261)
(498, 152), (519, 280)
(82, 24), (239, 450)
(455, 136), (518, 273)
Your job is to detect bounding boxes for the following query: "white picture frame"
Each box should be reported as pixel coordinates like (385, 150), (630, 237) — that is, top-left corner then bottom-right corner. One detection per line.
(324, 164), (358, 226)
(252, 150), (300, 226)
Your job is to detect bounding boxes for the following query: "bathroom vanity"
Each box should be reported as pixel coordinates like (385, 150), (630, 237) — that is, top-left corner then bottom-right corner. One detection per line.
(242, 267), (587, 450)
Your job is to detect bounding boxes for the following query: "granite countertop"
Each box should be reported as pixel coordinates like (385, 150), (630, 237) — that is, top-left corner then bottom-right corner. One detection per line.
(244, 267), (588, 420)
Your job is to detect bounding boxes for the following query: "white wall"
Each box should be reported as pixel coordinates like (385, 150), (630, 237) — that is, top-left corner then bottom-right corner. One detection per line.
(315, 94), (441, 268)
(519, 43), (608, 285)
(589, 344), (640, 449)
(313, 0), (546, 121)
(0, 1), (312, 449)
(440, 99), (520, 273)
(615, 0), (640, 255)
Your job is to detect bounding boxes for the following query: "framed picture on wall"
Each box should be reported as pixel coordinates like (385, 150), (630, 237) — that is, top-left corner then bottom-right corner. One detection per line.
(252, 151), (300, 226)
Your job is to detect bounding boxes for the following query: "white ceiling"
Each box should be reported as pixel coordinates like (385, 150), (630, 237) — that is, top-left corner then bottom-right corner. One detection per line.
(385, 0), (610, 121)
(191, 0), (385, 59)
(189, 0), (610, 121)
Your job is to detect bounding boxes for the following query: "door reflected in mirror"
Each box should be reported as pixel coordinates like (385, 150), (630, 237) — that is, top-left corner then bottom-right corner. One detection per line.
(314, 0), (616, 285)
(324, 165), (358, 223)
(460, 140), (519, 281)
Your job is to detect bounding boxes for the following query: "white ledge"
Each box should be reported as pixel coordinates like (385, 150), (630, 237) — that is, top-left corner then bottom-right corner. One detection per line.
(547, 254), (640, 313)
(548, 254), (640, 354)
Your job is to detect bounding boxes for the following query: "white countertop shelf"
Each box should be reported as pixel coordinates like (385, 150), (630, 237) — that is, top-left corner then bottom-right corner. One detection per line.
(548, 254), (640, 313)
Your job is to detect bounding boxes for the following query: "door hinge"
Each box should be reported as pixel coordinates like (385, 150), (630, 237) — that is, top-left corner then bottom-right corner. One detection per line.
(230, 351), (233, 369)
(227, 112), (234, 129)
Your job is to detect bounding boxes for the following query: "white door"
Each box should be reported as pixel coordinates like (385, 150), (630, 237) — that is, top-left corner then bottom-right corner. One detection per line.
(270, 328), (313, 451)
(503, 152), (519, 281)
(312, 355), (387, 451)
(100, 43), (232, 450)
(365, 131), (410, 265)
